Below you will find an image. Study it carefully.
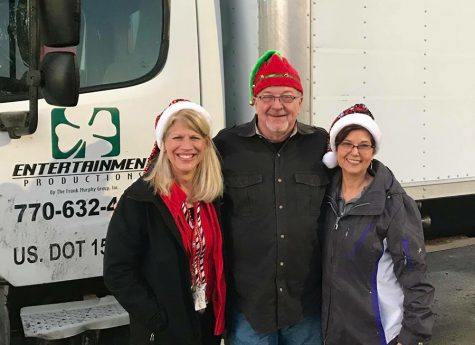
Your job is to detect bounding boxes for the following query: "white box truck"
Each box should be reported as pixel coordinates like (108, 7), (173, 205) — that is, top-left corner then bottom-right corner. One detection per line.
(1, 0), (474, 343)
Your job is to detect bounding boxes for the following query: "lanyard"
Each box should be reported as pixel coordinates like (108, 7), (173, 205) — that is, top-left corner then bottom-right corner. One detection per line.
(182, 202), (206, 287)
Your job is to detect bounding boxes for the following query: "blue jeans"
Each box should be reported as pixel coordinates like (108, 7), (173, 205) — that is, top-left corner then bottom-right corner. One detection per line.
(226, 311), (322, 345)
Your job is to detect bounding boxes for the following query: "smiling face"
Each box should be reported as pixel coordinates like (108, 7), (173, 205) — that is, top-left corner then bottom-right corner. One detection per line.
(254, 86), (302, 142)
(336, 128), (375, 178)
(163, 118), (207, 180)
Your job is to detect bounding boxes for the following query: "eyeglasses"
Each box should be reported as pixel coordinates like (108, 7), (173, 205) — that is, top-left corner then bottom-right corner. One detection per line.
(338, 142), (374, 152)
(256, 95), (302, 104)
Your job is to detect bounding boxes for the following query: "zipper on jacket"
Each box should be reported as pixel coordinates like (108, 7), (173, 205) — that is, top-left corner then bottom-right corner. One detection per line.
(334, 216), (341, 230)
(351, 202), (371, 211)
(326, 199), (341, 230)
(334, 201), (372, 230)
(150, 332), (155, 342)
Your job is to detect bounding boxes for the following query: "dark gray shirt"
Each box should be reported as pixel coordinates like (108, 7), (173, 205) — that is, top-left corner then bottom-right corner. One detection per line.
(214, 116), (329, 333)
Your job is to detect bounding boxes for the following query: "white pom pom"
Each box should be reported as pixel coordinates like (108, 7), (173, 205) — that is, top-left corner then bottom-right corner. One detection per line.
(322, 151), (338, 169)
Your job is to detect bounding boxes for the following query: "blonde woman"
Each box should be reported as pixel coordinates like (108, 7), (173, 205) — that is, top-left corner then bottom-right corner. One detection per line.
(104, 100), (225, 345)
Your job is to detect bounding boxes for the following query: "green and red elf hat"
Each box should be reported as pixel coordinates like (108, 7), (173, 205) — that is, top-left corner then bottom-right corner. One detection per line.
(249, 50), (303, 105)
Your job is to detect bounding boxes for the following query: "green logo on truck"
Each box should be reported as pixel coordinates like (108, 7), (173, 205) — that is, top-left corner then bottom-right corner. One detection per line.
(51, 108), (120, 159)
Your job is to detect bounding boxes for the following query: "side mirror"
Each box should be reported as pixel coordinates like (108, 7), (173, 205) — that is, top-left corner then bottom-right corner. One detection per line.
(0, 0), (81, 138)
(39, 0), (81, 47)
(41, 52), (79, 106)
(39, 0), (81, 107)
(15, 0), (81, 65)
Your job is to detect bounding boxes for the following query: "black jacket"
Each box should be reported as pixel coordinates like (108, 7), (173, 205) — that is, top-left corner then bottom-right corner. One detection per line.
(104, 178), (215, 345)
(321, 160), (434, 345)
(214, 117), (329, 332)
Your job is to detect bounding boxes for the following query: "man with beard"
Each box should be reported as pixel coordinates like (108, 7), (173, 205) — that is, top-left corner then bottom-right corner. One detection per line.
(214, 50), (329, 344)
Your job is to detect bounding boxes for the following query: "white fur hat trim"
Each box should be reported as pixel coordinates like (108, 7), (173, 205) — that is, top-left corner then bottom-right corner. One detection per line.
(155, 101), (212, 148)
(329, 113), (382, 153)
(323, 113), (382, 169)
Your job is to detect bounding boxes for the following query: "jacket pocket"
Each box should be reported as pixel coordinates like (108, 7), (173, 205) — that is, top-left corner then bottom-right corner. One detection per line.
(294, 172), (329, 216)
(130, 321), (173, 345)
(224, 173), (263, 216)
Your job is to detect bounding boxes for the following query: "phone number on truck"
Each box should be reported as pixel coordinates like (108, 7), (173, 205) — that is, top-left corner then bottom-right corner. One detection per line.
(13, 197), (118, 222)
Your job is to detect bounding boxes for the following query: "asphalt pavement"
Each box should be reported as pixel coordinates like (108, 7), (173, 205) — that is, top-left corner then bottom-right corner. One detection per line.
(426, 243), (475, 345)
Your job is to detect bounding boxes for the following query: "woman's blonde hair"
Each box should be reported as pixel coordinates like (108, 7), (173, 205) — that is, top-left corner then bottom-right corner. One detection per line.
(144, 109), (223, 203)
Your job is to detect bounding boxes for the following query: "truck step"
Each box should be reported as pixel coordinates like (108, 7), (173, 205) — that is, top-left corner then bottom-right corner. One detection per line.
(20, 295), (129, 340)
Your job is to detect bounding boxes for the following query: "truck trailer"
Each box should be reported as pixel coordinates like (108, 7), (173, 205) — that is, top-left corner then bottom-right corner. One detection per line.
(1, 0), (474, 343)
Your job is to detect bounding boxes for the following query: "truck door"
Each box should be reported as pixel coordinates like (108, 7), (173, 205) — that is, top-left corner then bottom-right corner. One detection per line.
(0, 0), (203, 287)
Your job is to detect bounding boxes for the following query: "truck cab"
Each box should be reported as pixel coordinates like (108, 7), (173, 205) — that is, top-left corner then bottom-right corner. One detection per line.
(0, 0), (224, 343)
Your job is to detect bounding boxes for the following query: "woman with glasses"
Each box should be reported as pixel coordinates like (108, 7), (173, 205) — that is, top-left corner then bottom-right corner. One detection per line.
(320, 104), (434, 345)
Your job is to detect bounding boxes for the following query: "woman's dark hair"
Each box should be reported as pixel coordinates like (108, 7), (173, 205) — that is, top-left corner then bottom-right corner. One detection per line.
(335, 124), (375, 147)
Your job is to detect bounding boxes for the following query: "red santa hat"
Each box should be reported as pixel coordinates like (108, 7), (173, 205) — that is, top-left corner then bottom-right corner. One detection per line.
(144, 99), (211, 173)
(322, 104), (382, 169)
(155, 100), (211, 148)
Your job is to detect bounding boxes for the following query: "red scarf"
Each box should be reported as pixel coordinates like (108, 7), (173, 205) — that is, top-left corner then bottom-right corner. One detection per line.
(161, 182), (226, 335)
